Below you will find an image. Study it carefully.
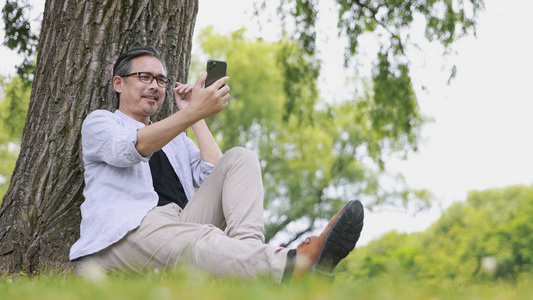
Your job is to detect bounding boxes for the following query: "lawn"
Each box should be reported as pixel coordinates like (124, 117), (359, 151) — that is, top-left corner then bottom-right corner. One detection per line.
(2, 266), (532, 300)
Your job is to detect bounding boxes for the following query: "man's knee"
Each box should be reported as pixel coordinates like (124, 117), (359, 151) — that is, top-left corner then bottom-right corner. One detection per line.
(225, 147), (258, 162)
(223, 147), (261, 173)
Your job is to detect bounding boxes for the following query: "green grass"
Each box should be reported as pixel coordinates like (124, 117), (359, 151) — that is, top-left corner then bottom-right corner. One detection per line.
(2, 268), (533, 300)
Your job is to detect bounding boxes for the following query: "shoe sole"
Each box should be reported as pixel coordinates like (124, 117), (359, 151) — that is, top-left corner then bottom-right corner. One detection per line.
(312, 200), (364, 276)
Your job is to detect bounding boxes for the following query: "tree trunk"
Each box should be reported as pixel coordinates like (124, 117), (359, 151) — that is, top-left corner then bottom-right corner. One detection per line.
(0, 0), (198, 274)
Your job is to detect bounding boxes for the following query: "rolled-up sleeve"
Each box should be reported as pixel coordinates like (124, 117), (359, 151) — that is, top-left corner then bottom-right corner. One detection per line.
(82, 110), (149, 167)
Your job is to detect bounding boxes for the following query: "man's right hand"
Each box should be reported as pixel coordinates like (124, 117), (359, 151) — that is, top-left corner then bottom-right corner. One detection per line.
(135, 73), (229, 158)
(183, 72), (230, 121)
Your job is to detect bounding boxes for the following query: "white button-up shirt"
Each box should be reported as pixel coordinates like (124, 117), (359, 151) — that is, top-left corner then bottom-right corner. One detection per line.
(69, 110), (214, 260)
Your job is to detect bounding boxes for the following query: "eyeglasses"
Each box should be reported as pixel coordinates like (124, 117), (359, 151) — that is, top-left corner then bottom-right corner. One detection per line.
(121, 72), (171, 88)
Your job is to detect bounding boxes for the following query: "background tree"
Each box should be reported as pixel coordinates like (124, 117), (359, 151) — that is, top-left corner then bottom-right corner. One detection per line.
(0, 0), (199, 273)
(0, 0), (35, 203)
(193, 28), (431, 245)
(247, 0), (484, 243)
(336, 184), (533, 287)
(1, 0), (37, 84)
(255, 0), (484, 153)
(0, 75), (31, 201)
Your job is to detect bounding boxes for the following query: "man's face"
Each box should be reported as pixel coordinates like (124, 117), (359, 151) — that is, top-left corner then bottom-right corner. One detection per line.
(114, 55), (167, 124)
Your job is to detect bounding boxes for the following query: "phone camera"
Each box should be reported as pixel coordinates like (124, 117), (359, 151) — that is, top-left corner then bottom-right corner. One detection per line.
(207, 61), (217, 71)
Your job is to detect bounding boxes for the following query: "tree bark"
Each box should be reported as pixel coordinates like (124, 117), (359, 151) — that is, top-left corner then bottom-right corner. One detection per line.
(0, 0), (198, 274)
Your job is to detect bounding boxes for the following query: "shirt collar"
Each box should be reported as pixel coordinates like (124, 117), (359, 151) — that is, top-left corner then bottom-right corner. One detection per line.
(113, 110), (148, 129)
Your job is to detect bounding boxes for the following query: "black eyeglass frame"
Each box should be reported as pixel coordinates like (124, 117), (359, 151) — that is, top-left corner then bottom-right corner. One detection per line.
(121, 72), (171, 88)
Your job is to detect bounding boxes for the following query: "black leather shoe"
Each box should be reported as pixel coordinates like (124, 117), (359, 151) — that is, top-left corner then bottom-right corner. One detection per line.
(293, 200), (364, 280)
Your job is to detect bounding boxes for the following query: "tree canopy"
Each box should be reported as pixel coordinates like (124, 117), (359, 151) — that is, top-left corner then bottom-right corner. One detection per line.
(1, 0), (37, 84)
(191, 27), (431, 244)
(337, 184), (533, 287)
(254, 0), (484, 135)
(0, 75), (30, 202)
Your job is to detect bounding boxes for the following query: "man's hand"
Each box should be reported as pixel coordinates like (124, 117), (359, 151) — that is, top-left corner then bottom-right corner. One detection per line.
(175, 72), (230, 120)
(136, 73), (228, 158)
(174, 82), (193, 110)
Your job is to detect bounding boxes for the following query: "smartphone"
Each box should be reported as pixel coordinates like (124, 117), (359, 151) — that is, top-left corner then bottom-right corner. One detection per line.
(204, 59), (227, 88)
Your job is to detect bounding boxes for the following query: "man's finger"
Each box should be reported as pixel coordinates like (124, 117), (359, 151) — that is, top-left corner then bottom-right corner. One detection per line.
(184, 84), (194, 94)
(212, 76), (229, 90)
(194, 72), (208, 89)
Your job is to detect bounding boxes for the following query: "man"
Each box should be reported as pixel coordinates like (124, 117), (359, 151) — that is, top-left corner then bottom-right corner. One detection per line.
(70, 46), (364, 283)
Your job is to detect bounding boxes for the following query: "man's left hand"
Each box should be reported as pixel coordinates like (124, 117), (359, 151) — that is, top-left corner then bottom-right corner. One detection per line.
(174, 82), (194, 110)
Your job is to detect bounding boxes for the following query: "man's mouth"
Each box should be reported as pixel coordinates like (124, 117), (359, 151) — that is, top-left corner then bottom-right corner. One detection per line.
(142, 94), (159, 102)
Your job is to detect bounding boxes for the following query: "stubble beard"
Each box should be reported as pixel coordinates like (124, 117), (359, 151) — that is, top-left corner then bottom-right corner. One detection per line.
(144, 103), (159, 116)
(144, 101), (157, 115)
(142, 93), (162, 116)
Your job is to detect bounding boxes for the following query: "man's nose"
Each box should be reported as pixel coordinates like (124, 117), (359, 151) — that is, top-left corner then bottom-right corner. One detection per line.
(147, 78), (159, 89)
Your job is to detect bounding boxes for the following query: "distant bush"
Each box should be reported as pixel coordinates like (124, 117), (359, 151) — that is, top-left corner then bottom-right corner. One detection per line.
(336, 184), (533, 288)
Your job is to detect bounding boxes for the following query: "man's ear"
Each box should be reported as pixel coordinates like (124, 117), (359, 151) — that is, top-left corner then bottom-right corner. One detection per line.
(113, 75), (123, 94)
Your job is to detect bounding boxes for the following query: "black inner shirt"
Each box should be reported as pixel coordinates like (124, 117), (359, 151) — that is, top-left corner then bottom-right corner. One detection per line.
(149, 149), (188, 209)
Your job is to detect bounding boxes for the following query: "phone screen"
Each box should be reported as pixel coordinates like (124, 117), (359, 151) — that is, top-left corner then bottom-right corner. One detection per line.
(204, 60), (227, 88)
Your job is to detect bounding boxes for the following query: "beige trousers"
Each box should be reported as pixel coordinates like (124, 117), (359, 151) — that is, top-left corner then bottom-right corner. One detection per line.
(92, 147), (289, 282)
